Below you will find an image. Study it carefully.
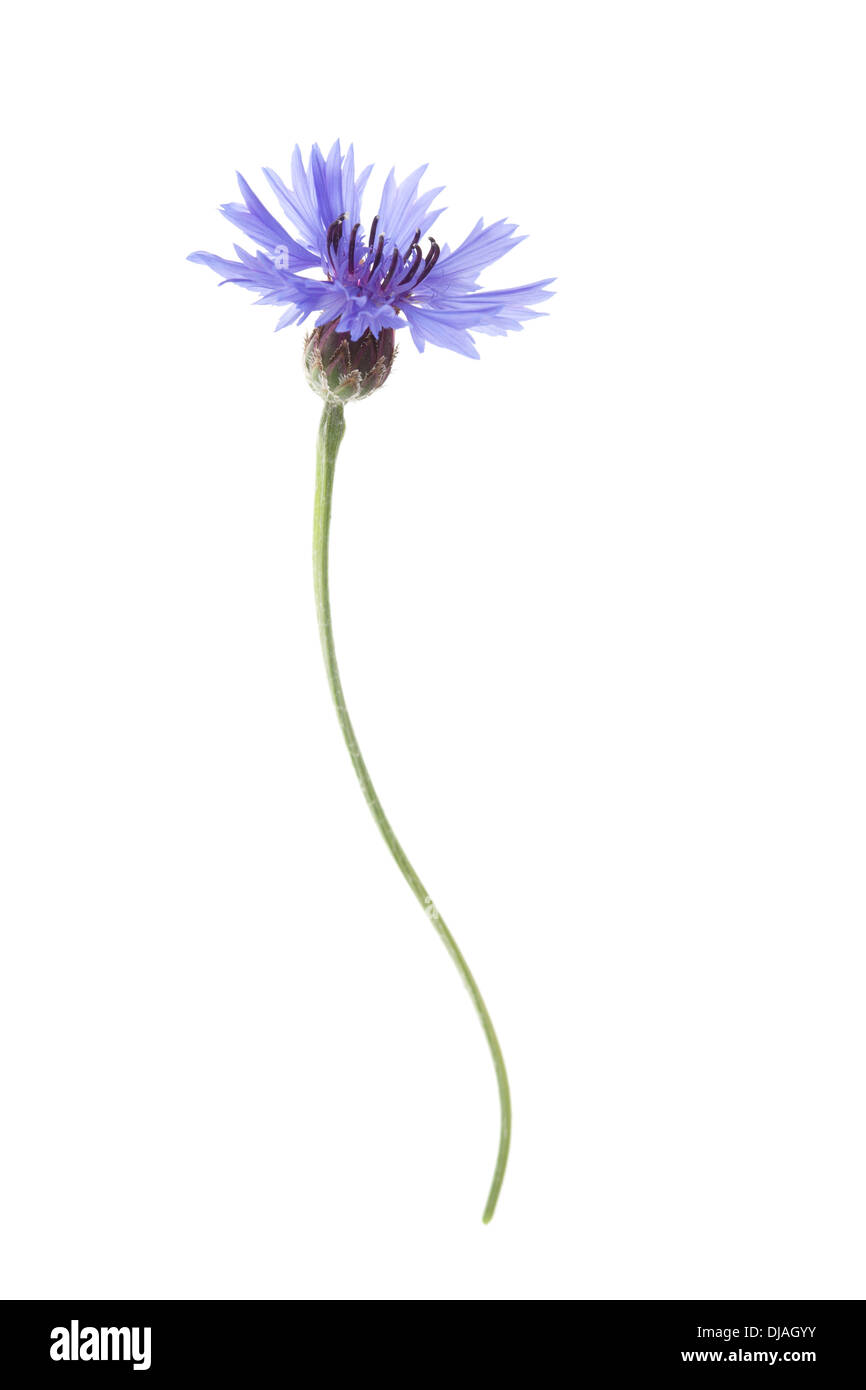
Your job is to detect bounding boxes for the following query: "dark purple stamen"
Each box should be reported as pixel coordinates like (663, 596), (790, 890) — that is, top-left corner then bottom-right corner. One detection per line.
(348, 222), (361, 274)
(379, 247), (400, 290)
(327, 214), (347, 260)
(364, 234), (385, 283)
(399, 244), (423, 284)
(412, 237), (440, 288)
(368, 215), (379, 247)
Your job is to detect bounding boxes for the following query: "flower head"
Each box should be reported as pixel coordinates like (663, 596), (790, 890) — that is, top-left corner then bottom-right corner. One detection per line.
(304, 322), (396, 404)
(189, 141), (553, 359)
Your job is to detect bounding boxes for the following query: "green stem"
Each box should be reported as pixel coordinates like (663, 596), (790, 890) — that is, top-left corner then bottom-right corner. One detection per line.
(312, 400), (511, 1223)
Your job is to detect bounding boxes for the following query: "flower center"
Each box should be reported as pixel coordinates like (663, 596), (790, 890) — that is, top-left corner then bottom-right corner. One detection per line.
(325, 214), (440, 299)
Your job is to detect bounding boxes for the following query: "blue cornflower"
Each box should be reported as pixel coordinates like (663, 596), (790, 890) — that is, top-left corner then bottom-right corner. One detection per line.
(190, 142), (551, 1224)
(189, 140), (553, 358)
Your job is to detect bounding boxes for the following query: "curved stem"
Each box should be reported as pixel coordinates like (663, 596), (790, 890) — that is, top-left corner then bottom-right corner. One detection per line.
(312, 400), (511, 1223)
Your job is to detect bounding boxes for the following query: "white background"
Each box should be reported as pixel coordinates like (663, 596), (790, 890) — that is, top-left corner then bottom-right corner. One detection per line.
(1, 1), (864, 1300)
